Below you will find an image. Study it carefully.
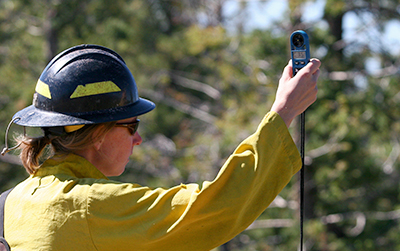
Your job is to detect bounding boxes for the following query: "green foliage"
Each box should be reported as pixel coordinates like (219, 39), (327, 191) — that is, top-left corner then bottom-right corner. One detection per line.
(1, 0), (400, 250)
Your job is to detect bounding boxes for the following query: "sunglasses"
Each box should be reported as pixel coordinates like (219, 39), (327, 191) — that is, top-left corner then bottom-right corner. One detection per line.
(115, 119), (140, 135)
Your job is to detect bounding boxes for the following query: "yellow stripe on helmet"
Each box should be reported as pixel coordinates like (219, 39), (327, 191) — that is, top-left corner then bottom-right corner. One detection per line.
(70, 81), (121, 99)
(35, 80), (52, 99)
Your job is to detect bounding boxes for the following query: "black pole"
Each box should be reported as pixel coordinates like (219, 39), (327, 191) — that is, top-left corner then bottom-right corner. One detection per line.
(299, 111), (305, 251)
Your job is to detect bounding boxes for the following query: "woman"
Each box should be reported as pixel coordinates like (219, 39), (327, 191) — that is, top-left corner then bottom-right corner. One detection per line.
(2, 44), (320, 250)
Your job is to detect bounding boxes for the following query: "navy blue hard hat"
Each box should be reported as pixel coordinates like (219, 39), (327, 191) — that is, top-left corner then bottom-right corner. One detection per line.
(12, 44), (155, 127)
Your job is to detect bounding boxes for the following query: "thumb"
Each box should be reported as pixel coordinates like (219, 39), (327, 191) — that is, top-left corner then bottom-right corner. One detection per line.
(280, 60), (293, 82)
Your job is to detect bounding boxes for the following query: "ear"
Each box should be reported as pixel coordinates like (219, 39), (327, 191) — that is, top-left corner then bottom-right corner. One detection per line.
(92, 125), (108, 151)
(93, 137), (104, 151)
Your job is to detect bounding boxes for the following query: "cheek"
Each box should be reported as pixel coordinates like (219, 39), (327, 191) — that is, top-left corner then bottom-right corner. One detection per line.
(103, 131), (133, 157)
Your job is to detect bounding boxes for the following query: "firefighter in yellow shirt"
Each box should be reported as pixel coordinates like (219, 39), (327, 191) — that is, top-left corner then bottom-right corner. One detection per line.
(2, 44), (320, 250)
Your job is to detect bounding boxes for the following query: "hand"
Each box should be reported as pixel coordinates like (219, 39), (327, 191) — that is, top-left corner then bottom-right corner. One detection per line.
(271, 58), (321, 127)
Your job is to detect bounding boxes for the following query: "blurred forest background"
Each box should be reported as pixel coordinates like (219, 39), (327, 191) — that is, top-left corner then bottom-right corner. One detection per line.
(1, 0), (400, 250)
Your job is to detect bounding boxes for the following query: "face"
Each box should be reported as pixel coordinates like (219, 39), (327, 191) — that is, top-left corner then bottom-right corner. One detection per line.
(95, 117), (142, 176)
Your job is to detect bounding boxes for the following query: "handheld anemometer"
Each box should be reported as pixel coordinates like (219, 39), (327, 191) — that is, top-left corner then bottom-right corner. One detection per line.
(290, 30), (310, 76)
(290, 30), (310, 251)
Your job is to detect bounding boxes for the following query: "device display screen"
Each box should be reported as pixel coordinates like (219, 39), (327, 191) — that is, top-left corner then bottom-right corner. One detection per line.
(293, 51), (306, 59)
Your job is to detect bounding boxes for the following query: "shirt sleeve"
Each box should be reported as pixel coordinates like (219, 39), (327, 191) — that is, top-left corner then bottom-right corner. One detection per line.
(87, 111), (302, 251)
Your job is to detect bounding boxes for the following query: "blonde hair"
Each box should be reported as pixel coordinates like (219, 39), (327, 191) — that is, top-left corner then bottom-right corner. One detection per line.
(17, 122), (116, 174)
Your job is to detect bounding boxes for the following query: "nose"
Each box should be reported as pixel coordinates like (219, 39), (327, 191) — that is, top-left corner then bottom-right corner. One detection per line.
(132, 132), (142, 146)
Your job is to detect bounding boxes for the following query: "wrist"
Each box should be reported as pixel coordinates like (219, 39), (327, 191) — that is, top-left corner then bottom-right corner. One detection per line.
(271, 104), (294, 128)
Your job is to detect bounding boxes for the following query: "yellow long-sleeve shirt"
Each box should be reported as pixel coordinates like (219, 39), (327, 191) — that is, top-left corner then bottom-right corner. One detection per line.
(4, 112), (301, 251)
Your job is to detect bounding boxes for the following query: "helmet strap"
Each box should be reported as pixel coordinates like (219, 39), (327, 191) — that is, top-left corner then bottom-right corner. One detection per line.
(42, 127), (67, 138)
(41, 125), (86, 139)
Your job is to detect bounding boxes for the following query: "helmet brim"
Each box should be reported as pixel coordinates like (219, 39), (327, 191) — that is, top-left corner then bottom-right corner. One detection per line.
(13, 97), (155, 127)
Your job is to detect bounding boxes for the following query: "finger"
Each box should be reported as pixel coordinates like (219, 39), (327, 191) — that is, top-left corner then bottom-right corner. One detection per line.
(295, 59), (320, 78)
(281, 60), (293, 81)
(307, 58), (321, 73)
(312, 69), (321, 83)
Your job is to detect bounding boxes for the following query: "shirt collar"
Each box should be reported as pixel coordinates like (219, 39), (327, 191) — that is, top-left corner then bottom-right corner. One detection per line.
(34, 153), (108, 180)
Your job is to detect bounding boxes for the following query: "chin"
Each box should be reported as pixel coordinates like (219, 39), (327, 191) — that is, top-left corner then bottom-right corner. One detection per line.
(107, 171), (124, 177)
(105, 166), (126, 177)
